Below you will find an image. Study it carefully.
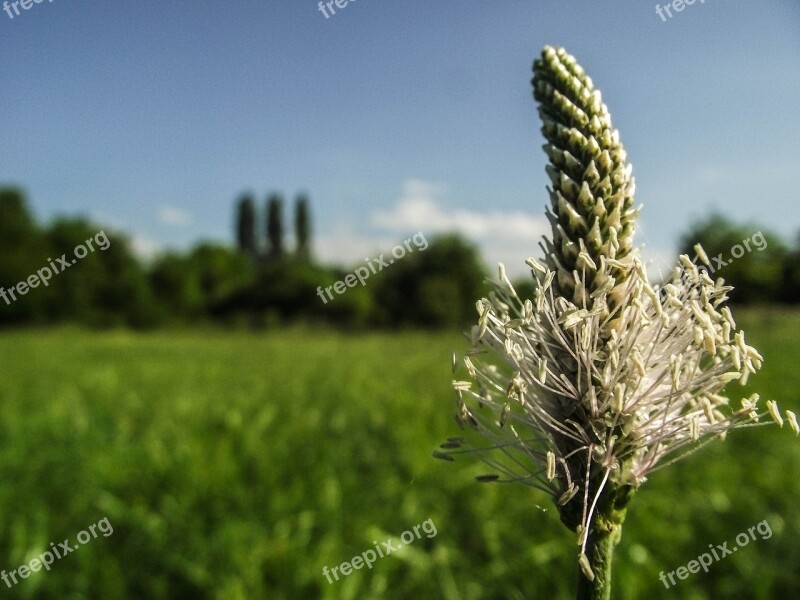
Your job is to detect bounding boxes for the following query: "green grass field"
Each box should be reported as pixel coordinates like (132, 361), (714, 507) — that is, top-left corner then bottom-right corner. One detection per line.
(0, 309), (797, 599)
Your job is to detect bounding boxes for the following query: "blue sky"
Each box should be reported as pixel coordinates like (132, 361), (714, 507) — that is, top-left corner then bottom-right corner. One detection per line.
(1, 0), (799, 276)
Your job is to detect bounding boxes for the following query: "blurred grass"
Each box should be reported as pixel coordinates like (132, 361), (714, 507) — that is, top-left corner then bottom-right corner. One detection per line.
(0, 308), (797, 599)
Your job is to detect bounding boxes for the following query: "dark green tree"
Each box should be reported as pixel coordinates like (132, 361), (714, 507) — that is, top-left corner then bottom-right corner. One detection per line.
(266, 194), (284, 261)
(42, 220), (159, 328)
(779, 230), (800, 304)
(371, 234), (487, 328)
(0, 187), (49, 324)
(82, 229), (160, 328)
(151, 243), (255, 322)
(150, 252), (205, 320)
(190, 243), (255, 308)
(678, 213), (786, 303)
(236, 194), (258, 260)
(294, 193), (311, 261)
(0, 186), (38, 243)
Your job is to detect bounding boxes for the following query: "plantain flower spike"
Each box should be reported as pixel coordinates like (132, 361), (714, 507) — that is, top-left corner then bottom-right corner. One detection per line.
(438, 45), (788, 591)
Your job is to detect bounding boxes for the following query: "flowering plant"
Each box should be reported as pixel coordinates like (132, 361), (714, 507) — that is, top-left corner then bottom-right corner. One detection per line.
(438, 45), (797, 599)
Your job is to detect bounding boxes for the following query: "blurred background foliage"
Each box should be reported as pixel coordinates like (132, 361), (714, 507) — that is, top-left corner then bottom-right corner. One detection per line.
(0, 187), (490, 331)
(2, 186), (799, 332)
(0, 187), (798, 599)
(0, 313), (796, 599)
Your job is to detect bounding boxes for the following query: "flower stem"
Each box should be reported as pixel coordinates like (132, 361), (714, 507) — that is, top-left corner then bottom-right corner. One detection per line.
(576, 511), (625, 600)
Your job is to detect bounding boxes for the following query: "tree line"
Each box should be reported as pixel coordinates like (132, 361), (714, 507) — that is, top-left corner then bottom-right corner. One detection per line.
(0, 188), (486, 329)
(0, 186), (797, 330)
(235, 192), (311, 263)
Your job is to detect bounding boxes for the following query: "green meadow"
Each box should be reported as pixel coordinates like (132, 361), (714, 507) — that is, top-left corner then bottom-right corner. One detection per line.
(0, 308), (797, 599)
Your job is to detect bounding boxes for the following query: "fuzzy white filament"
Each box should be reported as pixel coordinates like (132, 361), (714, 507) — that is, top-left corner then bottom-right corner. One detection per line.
(438, 46), (788, 577)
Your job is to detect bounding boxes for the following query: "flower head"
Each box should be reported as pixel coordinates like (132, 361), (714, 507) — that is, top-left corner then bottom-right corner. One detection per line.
(438, 45), (794, 576)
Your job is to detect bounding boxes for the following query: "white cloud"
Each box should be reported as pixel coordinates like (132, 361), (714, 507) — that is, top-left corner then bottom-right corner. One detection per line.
(158, 205), (192, 227)
(374, 179), (548, 239)
(372, 179), (551, 277)
(89, 211), (164, 262)
(316, 179), (679, 281)
(314, 224), (399, 268)
(641, 247), (680, 283)
(130, 233), (163, 262)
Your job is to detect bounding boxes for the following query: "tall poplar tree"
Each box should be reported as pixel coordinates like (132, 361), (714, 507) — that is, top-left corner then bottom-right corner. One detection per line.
(266, 194), (284, 261)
